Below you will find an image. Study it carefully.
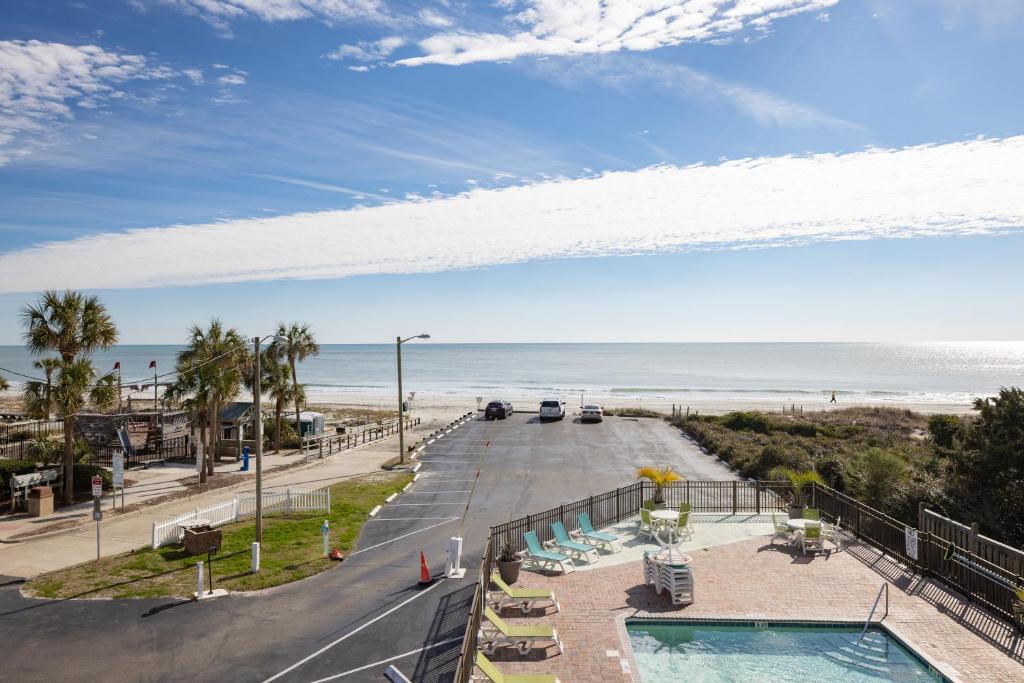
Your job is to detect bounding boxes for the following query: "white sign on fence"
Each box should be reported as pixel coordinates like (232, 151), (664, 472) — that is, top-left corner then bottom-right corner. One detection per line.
(112, 453), (124, 487)
(905, 526), (919, 560)
(91, 475), (102, 498)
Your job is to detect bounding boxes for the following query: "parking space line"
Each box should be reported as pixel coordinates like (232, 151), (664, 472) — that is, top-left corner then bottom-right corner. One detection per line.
(370, 517), (462, 521)
(306, 636), (464, 682)
(402, 490), (471, 494)
(384, 502), (466, 506)
(261, 579), (448, 683)
(348, 518), (458, 556)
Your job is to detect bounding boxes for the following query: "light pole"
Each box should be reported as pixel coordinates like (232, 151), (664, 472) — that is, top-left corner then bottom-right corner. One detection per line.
(397, 333), (430, 465)
(253, 334), (286, 546)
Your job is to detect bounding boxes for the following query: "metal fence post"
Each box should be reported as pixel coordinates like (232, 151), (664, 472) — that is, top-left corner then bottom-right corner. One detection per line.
(732, 480), (737, 515)
(755, 481), (761, 515)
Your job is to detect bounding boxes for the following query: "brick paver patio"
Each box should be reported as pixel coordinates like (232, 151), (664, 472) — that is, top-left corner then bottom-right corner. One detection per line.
(478, 528), (1024, 682)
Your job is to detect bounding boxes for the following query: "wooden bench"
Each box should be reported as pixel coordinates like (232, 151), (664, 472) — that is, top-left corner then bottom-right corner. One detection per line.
(9, 469), (63, 512)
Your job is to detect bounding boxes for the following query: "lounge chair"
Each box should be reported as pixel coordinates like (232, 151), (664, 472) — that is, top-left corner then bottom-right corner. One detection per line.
(822, 515), (843, 551)
(771, 512), (794, 546)
(479, 607), (564, 655)
(803, 508), (820, 520)
(549, 522), (600, 563)
(576, 513), (623, 553)
(638, 508), (655, 541)
(489, 572), (560, 614)
(473, 652), (560, 683)
(802, 521), (825, 555)
(523, 531), (575, 574)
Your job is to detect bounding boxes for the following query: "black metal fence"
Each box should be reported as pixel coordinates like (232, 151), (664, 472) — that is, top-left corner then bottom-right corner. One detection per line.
(0, 418), (65, 459)
(87, 436), (191, 467)
(454, 536), (493, 683)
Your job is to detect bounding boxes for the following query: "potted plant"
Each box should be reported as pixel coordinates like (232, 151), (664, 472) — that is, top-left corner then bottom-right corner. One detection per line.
(495, 533), (523, 584)
(1013, 587), (1024, 629)
(769, 467), (824, 518)
(636, 465), (682, 509)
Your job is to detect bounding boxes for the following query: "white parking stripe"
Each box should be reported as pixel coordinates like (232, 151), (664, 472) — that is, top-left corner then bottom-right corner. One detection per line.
(370, 517), (462, 521)
(306, 636), (464, 682)
(261, 579), (448, 683)
(348, 518), (458, 556)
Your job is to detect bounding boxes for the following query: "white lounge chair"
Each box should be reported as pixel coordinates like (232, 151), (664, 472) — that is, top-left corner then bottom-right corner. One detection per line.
(823, 515), (843, 551)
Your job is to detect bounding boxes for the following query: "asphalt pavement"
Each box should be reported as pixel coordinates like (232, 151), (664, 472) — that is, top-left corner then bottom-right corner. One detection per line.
(0, 413), (735, 683)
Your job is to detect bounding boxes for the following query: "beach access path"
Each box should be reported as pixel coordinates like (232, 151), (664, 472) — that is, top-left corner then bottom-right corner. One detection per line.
(0, 409), (462, 578)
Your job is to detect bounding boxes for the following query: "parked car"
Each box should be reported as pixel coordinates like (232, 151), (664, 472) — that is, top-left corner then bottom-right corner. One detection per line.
(580, 404), (604, 423)
(485, 400), (514, 420)
(539, 399), (566, 421)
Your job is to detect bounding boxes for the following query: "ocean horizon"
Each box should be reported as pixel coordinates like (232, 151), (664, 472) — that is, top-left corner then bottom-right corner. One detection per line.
(2, 341), (1021, 407)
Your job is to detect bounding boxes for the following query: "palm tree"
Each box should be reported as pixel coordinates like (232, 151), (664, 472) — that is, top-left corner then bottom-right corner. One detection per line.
(23, 357), (61, 418)
(246, 348), (301, 454)
(171, 320), (249, 481)
(21, 290), (118, 504)
(273, 323), (319, 442)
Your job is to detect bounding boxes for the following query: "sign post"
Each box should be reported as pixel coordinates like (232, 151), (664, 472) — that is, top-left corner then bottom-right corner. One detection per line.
(112, 453), (124, 510)
(92, 497), (102, 561)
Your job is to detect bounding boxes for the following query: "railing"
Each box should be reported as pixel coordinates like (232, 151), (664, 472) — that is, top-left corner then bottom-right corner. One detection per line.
(150, 486), (330, 549)
(454, 536), (493, 683)
(300, 417), (421, 459)
(858, 582), (889, 641)
(812, 482), (1023, 622)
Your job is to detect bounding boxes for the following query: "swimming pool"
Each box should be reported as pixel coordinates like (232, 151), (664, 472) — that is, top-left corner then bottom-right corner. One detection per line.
(625, 619), (947, 682)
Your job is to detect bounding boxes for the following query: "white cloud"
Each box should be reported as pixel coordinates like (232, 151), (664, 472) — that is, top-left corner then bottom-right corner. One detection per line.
(326, 36), (405, 61)
(183, 67), (205, 83)
(394, 0), (840, 67)
(528, 54), (861, 129)
(217, 73), (246, 85)
(0, 40), (177, 165)
(1, 136), (1022, 293)
(148, 0), (392, 31)
(418, 7), (453, 28)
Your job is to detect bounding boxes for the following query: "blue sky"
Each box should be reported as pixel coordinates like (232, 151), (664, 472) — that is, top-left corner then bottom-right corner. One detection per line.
(0, 0), (1022, 343)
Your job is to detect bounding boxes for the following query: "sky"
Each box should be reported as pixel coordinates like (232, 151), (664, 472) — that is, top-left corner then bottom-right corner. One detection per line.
(0, 0), (1022, 344)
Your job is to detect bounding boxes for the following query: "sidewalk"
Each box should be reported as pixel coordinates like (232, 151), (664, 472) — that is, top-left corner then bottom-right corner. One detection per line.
(0, 409), (470, 579)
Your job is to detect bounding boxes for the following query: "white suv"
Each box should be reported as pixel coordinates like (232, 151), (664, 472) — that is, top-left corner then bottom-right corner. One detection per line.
(539, 399), (565, 421)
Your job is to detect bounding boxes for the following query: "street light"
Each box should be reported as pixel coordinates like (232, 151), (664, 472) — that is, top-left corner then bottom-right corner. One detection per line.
(397, 333), (430, 465)
(253, 333), (287, 547)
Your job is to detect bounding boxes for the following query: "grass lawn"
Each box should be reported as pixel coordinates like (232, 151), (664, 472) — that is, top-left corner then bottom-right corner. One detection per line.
(26, 472), (412, 600)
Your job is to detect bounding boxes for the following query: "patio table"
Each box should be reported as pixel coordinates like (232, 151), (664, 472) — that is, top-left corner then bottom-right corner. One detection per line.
(651, 509), (682, 542)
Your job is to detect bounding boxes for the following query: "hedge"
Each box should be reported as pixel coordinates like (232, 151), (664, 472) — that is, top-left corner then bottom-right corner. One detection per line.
(73, 464), (112, 492)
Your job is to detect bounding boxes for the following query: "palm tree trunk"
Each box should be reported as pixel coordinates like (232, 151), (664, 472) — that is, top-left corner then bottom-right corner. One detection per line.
(62, 417), (74, 505)
(291, 358), (301, 443)
(208, 398), (218, 477)
(274, 401), (282, 454)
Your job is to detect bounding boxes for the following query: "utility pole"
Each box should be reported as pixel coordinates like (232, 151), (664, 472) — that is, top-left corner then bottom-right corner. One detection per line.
(149, 360), (157, 410)
(397, 336), (404, 465)
(254, 336), (263, 545)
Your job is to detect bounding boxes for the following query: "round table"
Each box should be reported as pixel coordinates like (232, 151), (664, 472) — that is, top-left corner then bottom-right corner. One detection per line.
(786, 518), (820, 531)
(651, 509), (678, 524)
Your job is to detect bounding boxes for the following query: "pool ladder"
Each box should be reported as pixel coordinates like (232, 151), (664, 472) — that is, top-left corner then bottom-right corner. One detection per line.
(858, 582), (889, 642)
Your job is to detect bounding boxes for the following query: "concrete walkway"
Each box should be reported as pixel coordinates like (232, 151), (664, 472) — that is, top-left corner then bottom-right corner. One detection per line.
(0, 409), (470, 578)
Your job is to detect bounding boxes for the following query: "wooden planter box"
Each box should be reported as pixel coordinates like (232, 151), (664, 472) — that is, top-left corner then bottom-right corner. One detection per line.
(182, 524), (222, 556)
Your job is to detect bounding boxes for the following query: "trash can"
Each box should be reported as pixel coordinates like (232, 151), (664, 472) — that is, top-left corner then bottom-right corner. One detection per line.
(28, 486), (54, 517)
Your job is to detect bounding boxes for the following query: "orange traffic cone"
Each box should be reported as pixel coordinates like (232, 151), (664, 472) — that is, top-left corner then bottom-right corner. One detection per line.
(419, 551), (432, 585)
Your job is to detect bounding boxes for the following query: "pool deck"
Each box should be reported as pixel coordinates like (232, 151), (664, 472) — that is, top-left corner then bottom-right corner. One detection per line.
(478, 517), (1024, 682)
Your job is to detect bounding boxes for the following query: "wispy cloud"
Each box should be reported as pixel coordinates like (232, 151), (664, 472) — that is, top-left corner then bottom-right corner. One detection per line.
(1, 135), (1020, 293)
(527, 54), (863, 130)
(325, 36), (405, 62)
(392, 0), (840, 67)
(257, 174), (393, 201)
(0, 40), (184, 165)
(141, 0), (395, 33)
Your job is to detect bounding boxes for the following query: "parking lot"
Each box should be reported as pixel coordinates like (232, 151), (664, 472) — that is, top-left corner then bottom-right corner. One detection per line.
(0, 412), (737, 683)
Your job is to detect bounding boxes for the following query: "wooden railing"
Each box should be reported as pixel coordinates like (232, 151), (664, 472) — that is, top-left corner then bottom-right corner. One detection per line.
(300, 417), (420, 459)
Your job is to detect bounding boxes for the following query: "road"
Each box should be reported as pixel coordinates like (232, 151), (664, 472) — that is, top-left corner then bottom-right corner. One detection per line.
(0, 413), (735, 682)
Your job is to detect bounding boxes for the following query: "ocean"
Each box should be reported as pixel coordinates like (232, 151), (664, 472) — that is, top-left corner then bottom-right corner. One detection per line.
(0, 342), (1021, 407)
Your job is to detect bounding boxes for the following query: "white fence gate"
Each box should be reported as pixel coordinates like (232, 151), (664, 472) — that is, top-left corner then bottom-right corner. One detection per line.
(151, 487), (330, 549)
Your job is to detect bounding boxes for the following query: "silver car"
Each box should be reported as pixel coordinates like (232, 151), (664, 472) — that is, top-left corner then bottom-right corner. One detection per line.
(580, 404), (604, 423)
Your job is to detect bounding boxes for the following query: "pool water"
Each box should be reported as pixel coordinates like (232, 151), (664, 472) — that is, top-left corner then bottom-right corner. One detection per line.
(626, 621), (944, 682)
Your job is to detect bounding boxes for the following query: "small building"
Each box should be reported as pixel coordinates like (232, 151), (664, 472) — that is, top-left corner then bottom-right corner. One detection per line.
(219, 402), (257, 459)
(285, 411), (325, 438)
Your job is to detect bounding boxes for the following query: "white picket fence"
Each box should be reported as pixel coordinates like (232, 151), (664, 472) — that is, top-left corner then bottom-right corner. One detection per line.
(150, 487), (331, 549)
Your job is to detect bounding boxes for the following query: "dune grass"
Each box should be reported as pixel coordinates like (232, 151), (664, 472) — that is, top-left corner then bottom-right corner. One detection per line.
(26, 472), (411, 600)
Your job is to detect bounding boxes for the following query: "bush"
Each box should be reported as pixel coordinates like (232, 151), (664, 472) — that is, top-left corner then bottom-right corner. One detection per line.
(264, 420), (302, 449)
(73, 464), (112, 493)
(721, 412), (774, 434)
(816, 455), (847, 492)
(851, 448), (907, 508)
(928, 414), (961, 449)
(0, 459), (39, 497)
(28, 437), (62, 465)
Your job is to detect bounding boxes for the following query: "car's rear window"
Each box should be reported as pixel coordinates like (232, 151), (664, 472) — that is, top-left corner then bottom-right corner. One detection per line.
(541, 401), (560, 408)
(583, 405), (600, 410)
(487, 402), (503, 408)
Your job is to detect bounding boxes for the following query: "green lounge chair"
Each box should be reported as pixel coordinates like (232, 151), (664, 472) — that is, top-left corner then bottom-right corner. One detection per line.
(523, 530), (575, 574)
(550, 522), (600, 563)
(479, 606), (564, 655)
(802, 521), (825, 555)
(474, 652), (560, 683)
(803, 508), (820, 520)
(489, 572), (560, 614)
(577, 513), (623, 552)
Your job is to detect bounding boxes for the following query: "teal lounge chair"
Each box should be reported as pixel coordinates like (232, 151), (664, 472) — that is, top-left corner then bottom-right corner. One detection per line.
(523, 530), (575, 574)
(550, 522), (600, 563)
(577, 513), (623, 553)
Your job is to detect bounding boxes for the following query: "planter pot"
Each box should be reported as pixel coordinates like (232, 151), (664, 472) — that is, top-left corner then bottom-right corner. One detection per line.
(788, 506), (805, 519)
(653, 501), (668, 510)
(496, 559), (523, 585)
